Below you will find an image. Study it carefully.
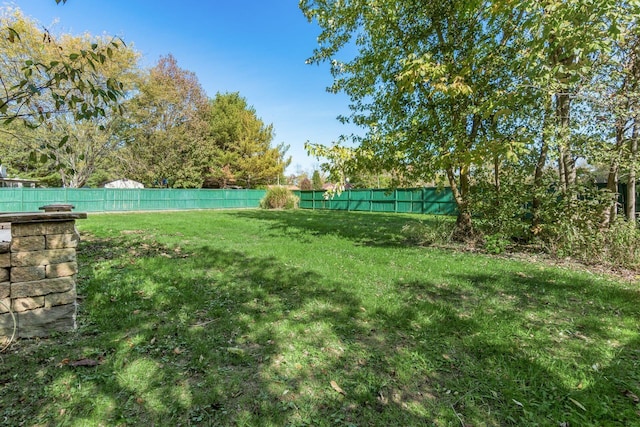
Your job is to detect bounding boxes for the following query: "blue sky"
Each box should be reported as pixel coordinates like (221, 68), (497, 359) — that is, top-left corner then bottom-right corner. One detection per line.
(4, 0), (360, 175)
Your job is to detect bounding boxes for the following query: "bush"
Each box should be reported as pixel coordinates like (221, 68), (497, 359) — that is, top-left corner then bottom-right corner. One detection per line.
(259, 187), (299, 210)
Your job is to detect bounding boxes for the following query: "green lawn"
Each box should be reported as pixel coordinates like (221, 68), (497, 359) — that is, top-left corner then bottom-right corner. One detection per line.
(1, 210), (639, 426)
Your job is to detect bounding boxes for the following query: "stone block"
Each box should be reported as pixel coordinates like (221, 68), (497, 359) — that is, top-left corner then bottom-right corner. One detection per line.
(10, 235), (45, 252)
(46, 233), (79, 249)
(45, 289), (76, 308)
(18, 303), (75, 327)
(0, 311), (16, 331)
(12, 221), (75, 238)
(10, 276), (74, 298)
(11, 266), (46, 283)
(0, 242), (9, 253)
(43, 221), (76, 236)
(0, 297), (10, 314)
(11, 248), (76, 268)
(46, 262), (78, 278)
(0, 268), (8, 282)
(0, 283), (9, 299)
(11, 223), (41, 238)
(18, 317), (75, 338)
(0, 252), (9, 268)
(12, 296), (45, 312)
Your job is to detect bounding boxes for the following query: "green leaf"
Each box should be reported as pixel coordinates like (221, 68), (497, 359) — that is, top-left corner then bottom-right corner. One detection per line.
(58, 135), (70, 147)
(7, 27), (20, 43)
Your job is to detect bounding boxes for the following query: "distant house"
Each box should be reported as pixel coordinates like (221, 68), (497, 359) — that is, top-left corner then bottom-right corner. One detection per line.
(0, 165), (37, 187)
(0, 178), (38, 188)
(104, 179), (144, 189)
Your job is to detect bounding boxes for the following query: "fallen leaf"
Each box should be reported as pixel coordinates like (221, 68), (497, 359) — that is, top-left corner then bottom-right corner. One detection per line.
(173, 347), (182, 355)
(623, 390), (640, 404)
(226, 347), (245, 356)
(568, 397), (586, 411)
(330, 380), (346, 395)
(69, 358), (100, 367)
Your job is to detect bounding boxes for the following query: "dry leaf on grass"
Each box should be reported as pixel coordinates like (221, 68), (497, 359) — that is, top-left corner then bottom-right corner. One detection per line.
(330, 380), (346, 395)
(64, 358), (101, 367)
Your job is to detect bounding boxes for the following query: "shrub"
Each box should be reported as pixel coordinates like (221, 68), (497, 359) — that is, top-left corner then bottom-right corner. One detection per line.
(259, 187), (299, 210)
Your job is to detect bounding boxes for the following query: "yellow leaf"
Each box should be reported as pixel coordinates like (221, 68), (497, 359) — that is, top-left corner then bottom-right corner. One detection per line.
(330, 380), (346, 395)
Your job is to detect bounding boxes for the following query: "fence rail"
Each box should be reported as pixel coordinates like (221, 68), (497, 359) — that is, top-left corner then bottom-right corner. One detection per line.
(0, 188), (266, 213)
(297, 188), (457, 215)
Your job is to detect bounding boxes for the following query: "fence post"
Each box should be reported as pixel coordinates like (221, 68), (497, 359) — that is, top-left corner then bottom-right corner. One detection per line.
(394, 189), (398, 213)
(370, 189), (373, 212)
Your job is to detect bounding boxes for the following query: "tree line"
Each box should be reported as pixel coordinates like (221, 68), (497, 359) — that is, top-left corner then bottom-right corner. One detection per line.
(0, 8), (290, 189)
(301, 0), (640, 264)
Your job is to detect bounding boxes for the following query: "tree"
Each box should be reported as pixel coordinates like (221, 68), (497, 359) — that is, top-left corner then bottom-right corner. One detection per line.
(117, 54), (211, 188)
(0, 8), (125, 136)
(206, 92), (290, 188)
(515, 0), (630, 228)
(301, 0), (526, 238)
(0, 22), (140, 187)
(311, 169), (324, 190)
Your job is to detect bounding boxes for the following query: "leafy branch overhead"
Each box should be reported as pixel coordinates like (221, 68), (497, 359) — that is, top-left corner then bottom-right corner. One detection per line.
(1, 13), (126, 129)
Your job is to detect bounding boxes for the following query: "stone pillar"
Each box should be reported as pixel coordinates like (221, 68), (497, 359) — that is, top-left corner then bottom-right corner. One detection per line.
(0, 212), (87, 339)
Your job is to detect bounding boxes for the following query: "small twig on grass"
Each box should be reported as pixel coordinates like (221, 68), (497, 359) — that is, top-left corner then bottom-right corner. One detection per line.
(451, 404), (465, 427)
(190, 319), (218, 328)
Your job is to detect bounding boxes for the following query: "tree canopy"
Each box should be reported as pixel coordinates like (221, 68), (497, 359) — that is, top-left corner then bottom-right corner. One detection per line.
(301, 0), (640, 243)
(1, 7), (288, 189)
(205, 92), (290, 188)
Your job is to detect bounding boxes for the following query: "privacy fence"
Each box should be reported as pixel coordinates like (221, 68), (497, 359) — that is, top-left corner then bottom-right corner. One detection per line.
(297, 188), (457, 215)
(0, 187), (458, 215)
(0, 188), (266, 213)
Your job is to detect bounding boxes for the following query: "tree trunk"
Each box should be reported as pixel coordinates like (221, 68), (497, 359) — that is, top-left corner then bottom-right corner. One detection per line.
(556, 92), (576, 191)
(627, 119), (639, 221)
(532, 107), (550, 233)
(446, 165), (474, 241)
(602, 123), (626, 228)
(604, 161), (619, 228)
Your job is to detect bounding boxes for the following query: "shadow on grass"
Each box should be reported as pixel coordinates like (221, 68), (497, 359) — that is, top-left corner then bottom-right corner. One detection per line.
(232, 209), (442, 248)
(429, 270), (640, 425)
(2, 225), (638, 426)
(2, 234), (442, 425)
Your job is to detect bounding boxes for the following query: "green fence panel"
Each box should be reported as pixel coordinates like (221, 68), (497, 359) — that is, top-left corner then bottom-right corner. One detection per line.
(296, 187), (457, 215)
(0, 188), (266, 213)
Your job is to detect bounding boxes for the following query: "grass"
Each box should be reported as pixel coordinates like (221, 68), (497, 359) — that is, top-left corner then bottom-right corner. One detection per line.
(1, 209), (639, 426)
